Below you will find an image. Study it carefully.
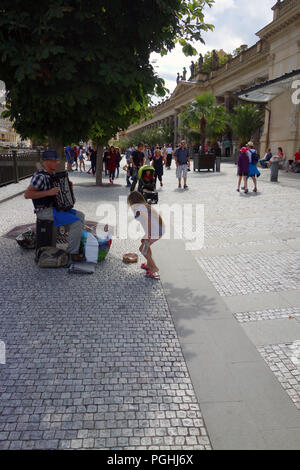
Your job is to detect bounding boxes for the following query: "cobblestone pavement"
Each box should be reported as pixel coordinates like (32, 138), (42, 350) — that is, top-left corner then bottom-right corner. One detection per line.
(234, 307), (300, 323)
(258, 342), (300, 410)
(0, 162), (299, 449)
(0, 169), (210, 450)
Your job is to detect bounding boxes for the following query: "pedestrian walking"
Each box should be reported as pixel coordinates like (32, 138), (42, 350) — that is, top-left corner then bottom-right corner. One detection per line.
(247, 141), (260, 193)
(128, 191), (165, 280)
(89, 146), (97, 176)
(65, 145), (74, 172)
(166, 144), (173, 169)
(237, 147), (249, 193)
(107, 146), (117, 184)
(174, 140), (191, 189)
(151, 148), (165, 187)
(73, 145), (79, 171)
(103, 147), (110, 176)
(143, 145), (151, 165)
(79, 146), (86, 172)
(115, 147), (122, 178)
(224, 139), (231, 158)
(130, 143), (145, 191)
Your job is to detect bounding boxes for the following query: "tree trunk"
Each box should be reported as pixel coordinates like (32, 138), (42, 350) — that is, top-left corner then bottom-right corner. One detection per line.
(48, 136), (65, 171)
(96, 144), (104, 186)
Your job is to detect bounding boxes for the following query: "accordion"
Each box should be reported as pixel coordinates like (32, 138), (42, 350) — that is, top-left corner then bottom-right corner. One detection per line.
(50, 171), (75, 211)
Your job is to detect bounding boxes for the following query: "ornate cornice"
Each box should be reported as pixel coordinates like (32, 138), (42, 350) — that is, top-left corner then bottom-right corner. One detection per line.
(256, 1), (300, 40)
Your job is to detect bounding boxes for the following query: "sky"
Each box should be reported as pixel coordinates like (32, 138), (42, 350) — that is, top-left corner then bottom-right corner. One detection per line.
(150, 0), (275, 102)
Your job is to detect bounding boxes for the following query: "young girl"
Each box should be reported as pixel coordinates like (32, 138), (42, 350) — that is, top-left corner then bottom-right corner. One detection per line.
(128, 191), (164, 280)
(237, 147), (249, 193)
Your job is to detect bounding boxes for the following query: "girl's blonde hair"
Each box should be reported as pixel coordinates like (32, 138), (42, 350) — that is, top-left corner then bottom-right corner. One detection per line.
(127, 192), (164, 228)
(128, 191), (151, 211)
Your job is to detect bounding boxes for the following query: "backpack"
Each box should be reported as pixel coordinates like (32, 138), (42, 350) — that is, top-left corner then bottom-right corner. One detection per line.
(250, 149), (259, 164)
(35, 246), (70, 268)
(16, 229), (36, 250)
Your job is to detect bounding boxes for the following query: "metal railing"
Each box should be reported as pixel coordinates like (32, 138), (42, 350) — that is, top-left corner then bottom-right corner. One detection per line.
(0, 150), (41, 187)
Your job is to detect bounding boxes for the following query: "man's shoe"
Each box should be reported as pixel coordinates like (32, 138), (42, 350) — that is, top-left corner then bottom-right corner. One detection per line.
(184, 185), (188, 189)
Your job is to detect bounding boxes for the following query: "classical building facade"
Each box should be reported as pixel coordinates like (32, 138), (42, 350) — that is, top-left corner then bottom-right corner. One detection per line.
(0, 104), (31, 148)
(125, 0), (300, 158)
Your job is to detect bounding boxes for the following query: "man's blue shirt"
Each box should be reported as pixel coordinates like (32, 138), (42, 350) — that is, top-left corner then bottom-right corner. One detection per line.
(175, 147), (189, 164)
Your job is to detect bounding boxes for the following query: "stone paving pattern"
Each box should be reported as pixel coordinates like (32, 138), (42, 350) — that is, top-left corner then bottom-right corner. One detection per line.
(258, 342), (300, 410)
(234, 307), (300, 323)
(0, 170), (210, 450)
(1, 163), (300, 449)
(196, 251), (300, 297)
(234, 308), (300, 410)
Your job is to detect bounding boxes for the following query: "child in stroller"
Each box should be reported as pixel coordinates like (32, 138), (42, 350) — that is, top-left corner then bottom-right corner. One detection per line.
(133, 165), (158, 205)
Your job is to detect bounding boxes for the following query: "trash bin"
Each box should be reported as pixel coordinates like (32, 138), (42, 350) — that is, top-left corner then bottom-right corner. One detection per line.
(215, 156), (221, 173)
(193, 153), (200, 171)
(270, 161), (279, 182)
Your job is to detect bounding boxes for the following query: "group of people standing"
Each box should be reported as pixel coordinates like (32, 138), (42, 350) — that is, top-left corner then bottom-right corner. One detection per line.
(65, 144), (97, 176)
(237, 141), (260, 193)
(124, 140), (191, 190)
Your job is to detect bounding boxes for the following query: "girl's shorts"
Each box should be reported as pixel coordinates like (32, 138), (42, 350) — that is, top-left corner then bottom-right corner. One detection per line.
(238, 172), (248, 177)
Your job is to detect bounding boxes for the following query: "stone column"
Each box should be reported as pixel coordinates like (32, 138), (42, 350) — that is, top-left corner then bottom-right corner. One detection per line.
(173, 113), (178, 148)
(224, 91), (233, 112)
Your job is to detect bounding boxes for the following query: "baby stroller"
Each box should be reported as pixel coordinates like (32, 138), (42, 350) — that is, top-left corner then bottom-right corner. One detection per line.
(133, 165), (158, 205)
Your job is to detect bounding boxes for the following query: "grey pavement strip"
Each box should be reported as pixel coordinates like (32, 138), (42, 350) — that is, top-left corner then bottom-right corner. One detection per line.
(0, 178), (30, 204)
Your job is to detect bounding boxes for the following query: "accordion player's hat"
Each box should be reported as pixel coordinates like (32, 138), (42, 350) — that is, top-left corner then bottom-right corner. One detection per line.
(42, 149), (61, 161)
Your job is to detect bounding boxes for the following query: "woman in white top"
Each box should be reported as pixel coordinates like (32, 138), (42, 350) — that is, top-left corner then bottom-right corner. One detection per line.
(128, 191), (164, 279)
(166, 144), (173, 169)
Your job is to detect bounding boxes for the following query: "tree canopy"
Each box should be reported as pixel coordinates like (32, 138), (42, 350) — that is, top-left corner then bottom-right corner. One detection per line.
(180, 92), (228, 150)
(201, 49), (230, 73)
(115, 125), (173, 150)
(229, 104), (264, 145)
(0, 0), (214, 147)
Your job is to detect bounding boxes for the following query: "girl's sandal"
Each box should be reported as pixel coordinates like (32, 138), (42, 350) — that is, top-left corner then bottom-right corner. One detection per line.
(141, 263), (149, 270)
(146, 272), (160, 280)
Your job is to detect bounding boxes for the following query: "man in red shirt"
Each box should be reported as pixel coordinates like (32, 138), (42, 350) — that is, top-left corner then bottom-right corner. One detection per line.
(294, 149), (300, 173)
